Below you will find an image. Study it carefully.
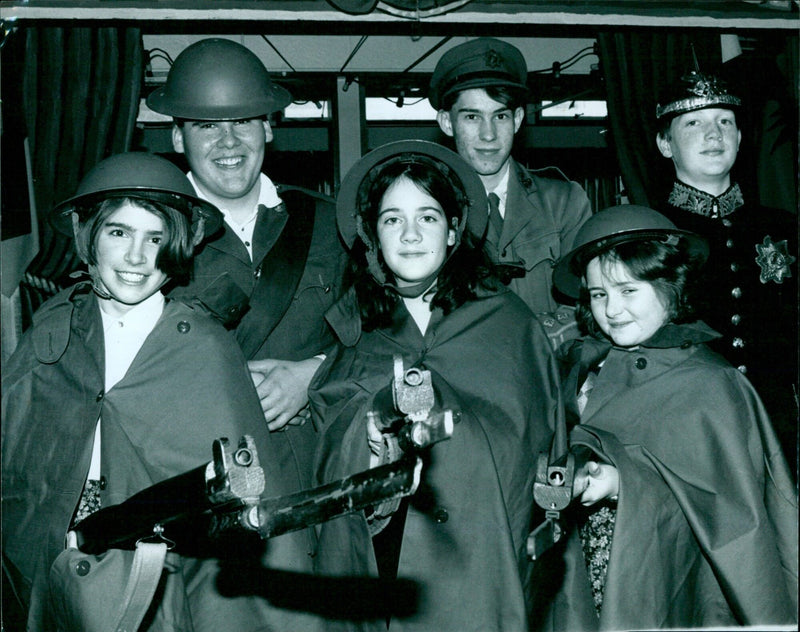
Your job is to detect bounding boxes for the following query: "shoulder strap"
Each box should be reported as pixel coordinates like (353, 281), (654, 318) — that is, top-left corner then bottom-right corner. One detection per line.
(235, 191), (315, 358)
(112, 542), (168, 632)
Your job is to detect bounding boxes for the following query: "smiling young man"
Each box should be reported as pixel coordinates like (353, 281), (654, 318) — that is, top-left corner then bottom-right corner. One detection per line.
(429, 38), (592, 343)
(147, 39), (346, 474)
(655, 71), (797, 465)
(145, 40), (346, 625)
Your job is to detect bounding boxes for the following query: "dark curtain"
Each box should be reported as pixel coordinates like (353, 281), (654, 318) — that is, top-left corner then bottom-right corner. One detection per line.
(19, 26), (143, 327)
(596, 31), (721, 208)
(722, 33), (798, 215)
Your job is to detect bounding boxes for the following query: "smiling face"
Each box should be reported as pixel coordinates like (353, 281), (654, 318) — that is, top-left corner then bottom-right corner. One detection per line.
(376, 175), (456, 288)
(437, 88), (524, 190)
(172, 118), (271, 207)
(93, 201), (169, 317)
(586, 256), (670, 348)
(657, 108), (741, 194)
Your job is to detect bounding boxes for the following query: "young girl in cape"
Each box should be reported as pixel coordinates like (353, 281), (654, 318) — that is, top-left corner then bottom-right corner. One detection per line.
(309, 140), (560, 631)
(543, 204), (797, 631)
(2, 152), (318, 632)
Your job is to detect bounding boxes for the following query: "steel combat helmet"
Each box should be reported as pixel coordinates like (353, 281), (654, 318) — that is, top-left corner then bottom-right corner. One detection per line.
(553, 205), (708, 298)
(52, 152), (222, 237)
(146, 38), (292, 120)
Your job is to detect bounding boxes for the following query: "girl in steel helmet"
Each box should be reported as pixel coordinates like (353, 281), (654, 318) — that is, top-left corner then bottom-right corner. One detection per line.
(346, 151), (500, 331)
(308, 141), (560, 631)
(543, 205), (797, 630)
(2, 152), (318, 632)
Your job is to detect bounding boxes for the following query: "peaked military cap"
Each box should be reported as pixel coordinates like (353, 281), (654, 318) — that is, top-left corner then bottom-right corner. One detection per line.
(656, 70), (741, 120)
(429, 38), (528, 110)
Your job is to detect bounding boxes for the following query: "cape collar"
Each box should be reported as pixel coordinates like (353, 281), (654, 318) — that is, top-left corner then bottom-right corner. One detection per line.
(668, 181), (744, 219)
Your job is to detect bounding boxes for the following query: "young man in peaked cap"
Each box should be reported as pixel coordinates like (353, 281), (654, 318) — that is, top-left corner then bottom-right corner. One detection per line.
(431, 37), (593, 347)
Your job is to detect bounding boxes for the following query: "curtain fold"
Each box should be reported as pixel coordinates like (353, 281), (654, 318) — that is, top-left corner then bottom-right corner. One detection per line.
(19, 26), (143, 326)
(597, 31), (720, 208)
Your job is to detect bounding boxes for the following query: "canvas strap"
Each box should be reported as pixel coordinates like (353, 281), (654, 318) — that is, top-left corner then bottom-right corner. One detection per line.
(112, 541), (168, 632)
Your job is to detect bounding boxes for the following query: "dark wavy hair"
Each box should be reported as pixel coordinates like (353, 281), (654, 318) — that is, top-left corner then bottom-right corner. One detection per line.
(73, 196), (196, 283)
(347, 157), (500, 331)
(575, 238), (703, 337)
(440, 84), (528, 112)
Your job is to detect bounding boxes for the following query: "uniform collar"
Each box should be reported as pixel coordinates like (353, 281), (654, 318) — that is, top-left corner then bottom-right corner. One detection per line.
(668, 181), (744, 219)
(187, 172), (283, 214)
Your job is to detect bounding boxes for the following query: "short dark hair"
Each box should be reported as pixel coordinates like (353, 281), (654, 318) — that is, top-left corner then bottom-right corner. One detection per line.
(73, 196), (196, 283)
(348, 158), (499, 331)
(440, 85), (528, 113)
(575, 238), (703, 336)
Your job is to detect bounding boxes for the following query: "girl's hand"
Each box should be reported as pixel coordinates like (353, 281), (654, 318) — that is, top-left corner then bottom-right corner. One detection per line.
(574, 461), (619, 506)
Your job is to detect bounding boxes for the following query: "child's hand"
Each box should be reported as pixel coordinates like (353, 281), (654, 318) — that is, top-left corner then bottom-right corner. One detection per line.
(573, 461), (619, 506)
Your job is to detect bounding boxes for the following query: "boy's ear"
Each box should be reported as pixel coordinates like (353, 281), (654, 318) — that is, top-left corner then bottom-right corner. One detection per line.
(437, 110), (454, 138)
(172, 124), (185, 154)
(656, 133), (673, 159)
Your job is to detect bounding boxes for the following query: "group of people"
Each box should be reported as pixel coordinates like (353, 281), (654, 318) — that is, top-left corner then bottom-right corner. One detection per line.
(2, 36), (796, 632)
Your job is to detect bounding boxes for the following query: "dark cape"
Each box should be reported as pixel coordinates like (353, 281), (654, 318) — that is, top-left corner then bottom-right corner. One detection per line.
(538, 322), (798, 631)
(308, 286), (560, 631)
(2, 283), (319, 631)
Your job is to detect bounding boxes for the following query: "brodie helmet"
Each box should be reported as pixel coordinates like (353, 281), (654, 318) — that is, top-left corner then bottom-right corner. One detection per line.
(146, 38), (292, 121)
(52, 152), (222, 238)
(553, 205), (708, 299)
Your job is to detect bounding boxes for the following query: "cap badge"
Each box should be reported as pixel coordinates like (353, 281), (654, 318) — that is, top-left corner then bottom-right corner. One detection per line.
(688, 73), (726, 99)
(755, 235), (795, 284)
(485, 49), (503, 69)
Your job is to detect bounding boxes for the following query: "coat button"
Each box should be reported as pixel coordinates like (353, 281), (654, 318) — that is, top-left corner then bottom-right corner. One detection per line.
(722, 219), (733, 228)
(433, 508), (449, 523)
(99, 476), (107, 490)
(731, 287), (742, 299)
(732, 337), (745, 348)
(731, 314), (741, 326)
(75, 560), (91, 576)
(730, 262), (739, 273)
(737, 365), (748, 374)
(726, 239), (734, 249)
(635, 357), (647, 370)
(177, 321), (191, 334)
(95, 390), (104, 402)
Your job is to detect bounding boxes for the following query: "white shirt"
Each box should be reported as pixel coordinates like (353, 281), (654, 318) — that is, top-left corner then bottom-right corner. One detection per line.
(187, 172), (282, 260)
(86, 292), (165, 480)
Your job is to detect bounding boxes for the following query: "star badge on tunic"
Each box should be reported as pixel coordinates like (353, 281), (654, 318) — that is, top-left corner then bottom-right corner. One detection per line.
(755, 235), (795, 284)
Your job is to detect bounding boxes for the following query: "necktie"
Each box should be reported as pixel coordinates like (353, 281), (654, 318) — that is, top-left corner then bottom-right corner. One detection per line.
(486, 192), (503, 253)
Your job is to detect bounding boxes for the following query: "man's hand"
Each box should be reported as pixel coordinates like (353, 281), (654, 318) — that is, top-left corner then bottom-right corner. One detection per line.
(248, 357), (324, 431)
(573, 461), (619, 506)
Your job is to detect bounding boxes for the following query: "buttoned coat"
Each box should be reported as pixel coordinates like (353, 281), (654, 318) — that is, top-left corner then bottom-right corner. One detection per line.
(659, 191), (798, 464)
(308, 287), (559, 631)
(169, 184), (348, 500)
(537, 323), (798, 631)
(2, 284), (319, 631)
(492, 160), (592, 315)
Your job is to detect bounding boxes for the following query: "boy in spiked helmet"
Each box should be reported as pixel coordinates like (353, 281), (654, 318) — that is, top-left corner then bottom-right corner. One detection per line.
(655, 70), (798, 466)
